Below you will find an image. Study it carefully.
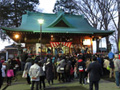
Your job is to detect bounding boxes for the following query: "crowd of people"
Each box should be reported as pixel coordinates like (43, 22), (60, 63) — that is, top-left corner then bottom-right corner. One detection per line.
(0, 50), (120, 90)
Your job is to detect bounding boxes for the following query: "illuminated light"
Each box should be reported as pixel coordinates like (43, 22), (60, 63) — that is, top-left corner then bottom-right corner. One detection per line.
(83, 39), (91, 45)
(15, 34), (19, 39)
(51, 35), (53, 38)
(99, 36), (102, 39)
(38, 19), (44, 24)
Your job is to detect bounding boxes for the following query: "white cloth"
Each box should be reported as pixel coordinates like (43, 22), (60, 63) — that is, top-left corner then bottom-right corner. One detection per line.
(42, 64), (45, 72)
(2, 65), (6, 77)
(103, 59), (110, 68)
(29, 63), (40, 81)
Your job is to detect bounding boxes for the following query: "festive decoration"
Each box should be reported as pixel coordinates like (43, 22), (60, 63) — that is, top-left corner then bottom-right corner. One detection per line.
(50, 42), (72, 48)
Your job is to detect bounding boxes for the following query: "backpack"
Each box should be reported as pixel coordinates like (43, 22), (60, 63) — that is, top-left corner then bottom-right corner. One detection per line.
(78, 66), (84, 72)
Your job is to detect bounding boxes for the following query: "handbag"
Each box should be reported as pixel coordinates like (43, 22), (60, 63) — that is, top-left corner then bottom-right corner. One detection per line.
(78, 66), (84, 72)
(7, 69), (14, 77)
(107, 66), (110, 71)
(22, 70), (27, 78)
(60, 67), (64, 71)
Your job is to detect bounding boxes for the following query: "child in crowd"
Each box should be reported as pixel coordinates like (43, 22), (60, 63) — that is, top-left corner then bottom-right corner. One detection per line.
(7, 65), (14, 85)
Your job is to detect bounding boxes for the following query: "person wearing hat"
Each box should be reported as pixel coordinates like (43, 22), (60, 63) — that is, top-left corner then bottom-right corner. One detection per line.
(113, 54), (120, 88)
(29, 60), (40, 90)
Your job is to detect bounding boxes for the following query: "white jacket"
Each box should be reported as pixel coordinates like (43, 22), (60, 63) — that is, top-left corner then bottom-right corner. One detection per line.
(2, 65), (6, 77)
(29, 63), (40, 81)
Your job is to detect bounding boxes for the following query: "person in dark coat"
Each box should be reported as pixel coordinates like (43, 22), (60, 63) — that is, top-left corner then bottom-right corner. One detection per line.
(21, 51), (28, 71)
(24, 58), (32, 84)
(65, 60), (71, 82)
(57, 59), (66, 82)
(39, 62), (46, 90)
(87, 56), (102, 90)
(77, 55), (86, 84)
(45, 58), (54, 85)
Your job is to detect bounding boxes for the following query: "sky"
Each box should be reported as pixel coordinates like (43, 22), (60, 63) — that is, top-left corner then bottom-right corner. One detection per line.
(37, 0), (56, 13)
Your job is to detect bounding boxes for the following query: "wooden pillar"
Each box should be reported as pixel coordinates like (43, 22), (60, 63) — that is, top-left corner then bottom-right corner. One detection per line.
(90, 37), (93, 54)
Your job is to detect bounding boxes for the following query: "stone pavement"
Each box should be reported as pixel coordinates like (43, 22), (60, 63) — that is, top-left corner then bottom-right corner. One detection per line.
(1, 79), (119, 90)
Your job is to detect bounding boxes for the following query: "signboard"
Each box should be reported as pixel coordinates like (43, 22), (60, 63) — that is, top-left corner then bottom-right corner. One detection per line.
(83, 39), (91, 45)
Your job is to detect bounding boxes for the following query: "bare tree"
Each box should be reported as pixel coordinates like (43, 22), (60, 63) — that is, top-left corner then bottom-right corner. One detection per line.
(117, 0), (120, 53)
(77, 0), (118, 52)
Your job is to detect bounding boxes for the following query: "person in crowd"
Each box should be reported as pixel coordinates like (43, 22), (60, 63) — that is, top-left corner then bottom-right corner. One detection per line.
(108, 51), (114, 60)
(109, 58), (115, 78)
(113, 54), (120, 88)
(108, 51), (114, 78)
(81, 47), (85, 54)
(29, 60), (40, 90)
(47, 47), (51, 55)
(96, 55), (102, 65)
(55, 47), (58, 56)
(71, 57), (76, 70)
(42, 63), (46, 78)
(70, 65), (74, 81)
(0, 58), (5, 64)
(65, 60), (71, 82)
(1, 62), (6, 86)
(103, 56), (110, 76)
(85, 58), (91, 83)
(24, 58), (32, 84)
(6, 59), (13, 85)
(12, 58), (19, 81)
(45, 58), (54, 85)
(21, 50), (28, 71)
(6, 64), (14, 85)
(87, 56), (102, 90)
(57, 58), (66, 82)
(77, 55), (86, 85)
(39, 62), (46, 90)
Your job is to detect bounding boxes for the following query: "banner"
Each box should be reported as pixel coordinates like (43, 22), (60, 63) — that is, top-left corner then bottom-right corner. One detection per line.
(50, 42), (72, 48)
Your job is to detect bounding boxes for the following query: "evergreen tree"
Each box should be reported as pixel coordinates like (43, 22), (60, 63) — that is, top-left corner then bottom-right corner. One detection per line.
(53, 0), (79, 15)
(0, 0), (40, 40)
(0, 0), (39, 27)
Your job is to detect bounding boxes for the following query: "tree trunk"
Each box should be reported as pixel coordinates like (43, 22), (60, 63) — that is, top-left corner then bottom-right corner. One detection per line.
(118, 1), (120, 54)
(106, 36), (110, 52)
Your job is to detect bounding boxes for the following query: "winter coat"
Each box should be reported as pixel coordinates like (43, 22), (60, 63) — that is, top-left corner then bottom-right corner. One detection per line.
(114, 59), (120, 72)
(24, 62), (32, 73)
(57, 59), (66, 73)
(65, 61), (71, 73)
(45, 62), (54, 81)
(39, 66), (45, 76)
(87, 61), (102, 81)
(2, 65), (6, 77)
(77, 59), (85, 72)
(29, 63), (40, 81)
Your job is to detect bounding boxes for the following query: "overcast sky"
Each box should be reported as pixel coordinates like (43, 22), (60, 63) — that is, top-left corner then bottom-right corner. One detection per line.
(37, 0), (56, 13)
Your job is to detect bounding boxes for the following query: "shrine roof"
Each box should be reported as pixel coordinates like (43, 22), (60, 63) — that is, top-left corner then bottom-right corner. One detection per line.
(2, 11), (114, 35)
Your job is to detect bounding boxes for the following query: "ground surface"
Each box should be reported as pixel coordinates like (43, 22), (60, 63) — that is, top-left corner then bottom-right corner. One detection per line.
(1, 76), (119, 90)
